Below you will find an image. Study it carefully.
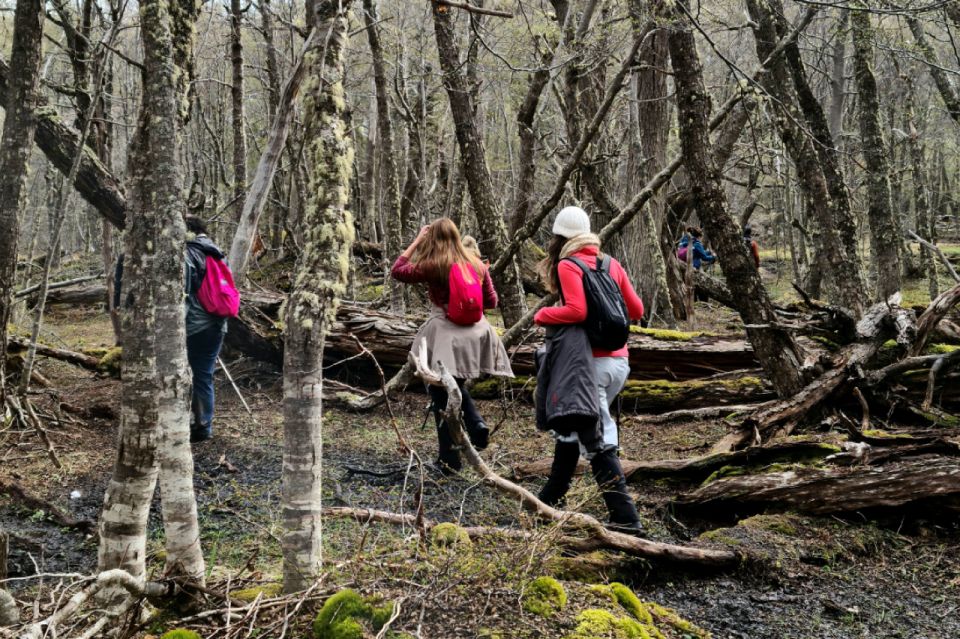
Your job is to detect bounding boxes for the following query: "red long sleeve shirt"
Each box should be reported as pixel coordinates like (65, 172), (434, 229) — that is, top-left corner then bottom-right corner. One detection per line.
(391, 255), (499, 310)
(534, 247), (644, 358)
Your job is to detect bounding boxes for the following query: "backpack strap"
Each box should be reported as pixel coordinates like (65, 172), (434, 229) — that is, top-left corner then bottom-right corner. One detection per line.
(596, 254), (610, 273)
(562, 256), (592, 274)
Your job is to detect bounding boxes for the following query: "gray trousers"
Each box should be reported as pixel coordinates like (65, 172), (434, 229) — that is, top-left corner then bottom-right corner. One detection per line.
(554, 356), (629, 458)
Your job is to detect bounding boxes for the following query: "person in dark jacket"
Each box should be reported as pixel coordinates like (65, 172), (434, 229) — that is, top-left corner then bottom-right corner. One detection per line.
(533, 206), (645, 535)
(184, 216), (228, 442)
(677, 226), (716, 270)
(112, 215), (227, 443)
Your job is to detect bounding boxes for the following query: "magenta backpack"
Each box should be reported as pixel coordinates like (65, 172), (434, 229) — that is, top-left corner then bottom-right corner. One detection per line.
(197, 256), (241, 318)
(446, 262), (483, 325)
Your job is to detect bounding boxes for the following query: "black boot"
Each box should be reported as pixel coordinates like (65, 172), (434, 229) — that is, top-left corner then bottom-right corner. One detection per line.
(590, 450), (643, 535)
(539, 441), (581, 508)
(459, 384), (489, 451)
(435, 420), (462, 476)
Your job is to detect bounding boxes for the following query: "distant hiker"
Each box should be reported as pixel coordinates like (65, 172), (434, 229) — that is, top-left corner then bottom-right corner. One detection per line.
(184, 215), (238, 443)
(461, 234), (482, 261)
(676, 226), (716, 270)
(391, 218), (513, 474)
(113, 216), (238, 444)
(743, 224), (761, 269)
(534, 206), (646, 535)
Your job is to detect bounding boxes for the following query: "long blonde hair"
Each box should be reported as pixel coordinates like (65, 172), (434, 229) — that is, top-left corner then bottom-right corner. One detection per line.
(411, 218), (484, 284)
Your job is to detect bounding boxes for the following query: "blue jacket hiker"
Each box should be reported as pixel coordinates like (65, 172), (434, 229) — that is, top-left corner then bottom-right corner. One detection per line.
(677, 226), (716, 270)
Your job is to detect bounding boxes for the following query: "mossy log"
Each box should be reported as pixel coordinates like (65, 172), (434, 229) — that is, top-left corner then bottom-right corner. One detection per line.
(227, 290), (761, 379)
(513, 440), (844, 483)
(26, 284), (107, 306)
(674, 456), (960, 516)
(7, 336), (102, 371)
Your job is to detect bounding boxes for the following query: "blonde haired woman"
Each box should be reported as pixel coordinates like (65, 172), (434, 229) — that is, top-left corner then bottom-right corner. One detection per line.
(392, 218), (513, 473)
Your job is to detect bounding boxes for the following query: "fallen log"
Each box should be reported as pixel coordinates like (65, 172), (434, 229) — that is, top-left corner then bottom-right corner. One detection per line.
(26, 284), (107, 306)
(674, 456), (960, 517)
(513, 441), (845, 483)
(7, 336), (102, 372)
(226, 293), (760, 379)
(714, 295), (917, 452)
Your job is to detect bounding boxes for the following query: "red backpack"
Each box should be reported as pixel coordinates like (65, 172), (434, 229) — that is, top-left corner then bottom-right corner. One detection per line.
(197, 256), (241, 318)
(446, 262), (484, 325)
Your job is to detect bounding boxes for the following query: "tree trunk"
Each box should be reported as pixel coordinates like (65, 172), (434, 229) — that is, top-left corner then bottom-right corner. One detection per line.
(667, 0), (806, 396)
(827, 11), (847, 144)
(906, 16), (960, 125)
(229, 28), (317, 283)
(850, 7), (901, 300)
(904, 78), (939, 300)
(432, 4), (526, 326)
(746, 0), (866, 316)
(363, 0), (403, 312)
(630, 3), (676, 325)
(230, 0), (248, 218)
(98, 0), (203, 582)
(0, 0), (44, 404)
(771, 0), (866, 316)
(281, 0), (355, 593)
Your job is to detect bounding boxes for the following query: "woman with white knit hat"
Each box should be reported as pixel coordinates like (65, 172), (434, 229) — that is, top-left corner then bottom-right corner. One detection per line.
(534, 205), (645, 534)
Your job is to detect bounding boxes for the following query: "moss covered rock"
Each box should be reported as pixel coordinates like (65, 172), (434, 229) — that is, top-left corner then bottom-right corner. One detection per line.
(430, 523), (472, 549)
(160, 631), (202, 639)
(521, 576), (567, 617)
(565, 608), (654, 639)
(97, 346), (122, 375)
(229, 582), (283, 602)
(629, 326), (707, 341)
(313, 589), (393, 639)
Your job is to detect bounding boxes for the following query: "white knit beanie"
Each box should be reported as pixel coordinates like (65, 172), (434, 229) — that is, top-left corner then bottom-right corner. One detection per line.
(552, 206), (591, 239)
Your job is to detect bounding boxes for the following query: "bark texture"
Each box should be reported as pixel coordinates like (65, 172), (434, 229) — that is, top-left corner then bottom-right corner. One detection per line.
(0, 0), (44, 401)
(850, 6), (901, 300)
(230, 0), (248, 215)
(281, 0), (355, 593)
(363, 0), (403, 311)
(98, 0), (203, 581)
(432, 3), (526, 326)
(746, 0), (865, 315)
(668, 1), (806, 396)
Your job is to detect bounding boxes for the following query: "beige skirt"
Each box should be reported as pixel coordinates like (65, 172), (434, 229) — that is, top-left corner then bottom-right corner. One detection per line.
(411, 308), (514, 381)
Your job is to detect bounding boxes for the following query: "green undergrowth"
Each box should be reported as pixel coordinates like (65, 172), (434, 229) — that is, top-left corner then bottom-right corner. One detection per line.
(229, 582), (283, 602)
(569, 582), (711, 638)
(160, 631), (202, 639)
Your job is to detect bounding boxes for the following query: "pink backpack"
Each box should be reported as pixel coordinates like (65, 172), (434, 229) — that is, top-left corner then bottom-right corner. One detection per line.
(197, 256), (241, 318)
(446, 262), (483, 325)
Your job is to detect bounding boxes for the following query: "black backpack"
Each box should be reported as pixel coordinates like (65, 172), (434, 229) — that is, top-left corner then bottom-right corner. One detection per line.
(563, 255), (630, 351)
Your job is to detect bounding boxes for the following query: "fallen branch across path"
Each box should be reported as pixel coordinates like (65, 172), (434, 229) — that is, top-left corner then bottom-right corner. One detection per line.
(7, 336), (102, 372)
(409, 344), (742, 568)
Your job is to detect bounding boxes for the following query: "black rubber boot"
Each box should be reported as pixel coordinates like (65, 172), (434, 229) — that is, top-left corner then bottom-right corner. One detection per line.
(435, 417), (462, 476)
(538, 441), (581, 508)
(590, 449), (643, 534)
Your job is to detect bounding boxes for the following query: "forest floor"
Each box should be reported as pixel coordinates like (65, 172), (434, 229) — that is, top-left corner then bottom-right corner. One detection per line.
(2, 263), (960, 638)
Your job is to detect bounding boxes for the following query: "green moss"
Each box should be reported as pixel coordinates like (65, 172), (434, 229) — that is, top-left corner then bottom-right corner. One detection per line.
(862, 429), (914, 439)
(565, 609), (654, 639)
(548, 552), (633, 584)
(230, 582), (283, 602)
(645, 602), (711, 638)
(357, 283), (384, 302)
(97, 347), (122, 374)
(629, 326), (706, 341)
(430, 523), (472, 549)
(738, 514), (799, 537)
(697, 529), (742, 546)
(926, 343), (960, 354)
(609, 583), (654, 626)
(620, 377), (766, 405)
(521, 576), (567, 617)
(469, 376), (533, 399)
(160, 631), (202, 639)
(313, 589), (392, 639)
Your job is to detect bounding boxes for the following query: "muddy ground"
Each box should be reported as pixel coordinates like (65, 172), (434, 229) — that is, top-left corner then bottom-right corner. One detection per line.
(2, 303), (959, 638)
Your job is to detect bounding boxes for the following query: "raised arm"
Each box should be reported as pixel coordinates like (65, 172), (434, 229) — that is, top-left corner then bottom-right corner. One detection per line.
(534, 260), (588, 325)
